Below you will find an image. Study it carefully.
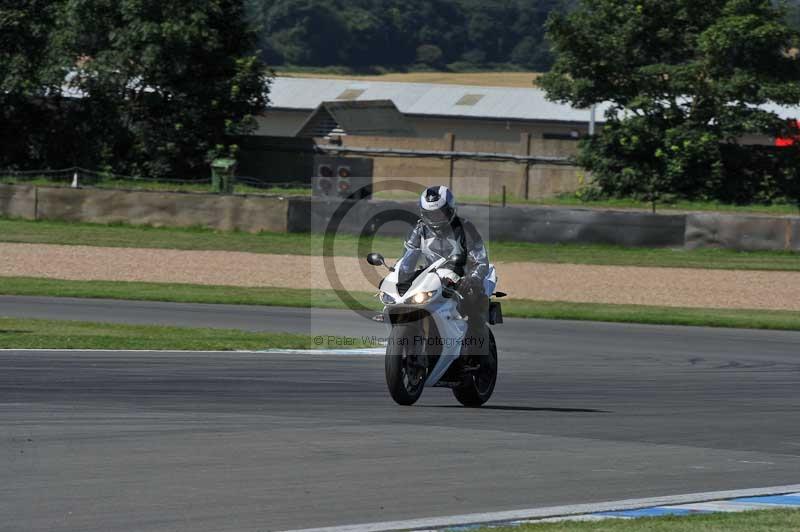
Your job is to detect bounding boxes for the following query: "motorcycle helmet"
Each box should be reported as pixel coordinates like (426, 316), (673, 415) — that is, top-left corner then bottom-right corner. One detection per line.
(419, 185), (456, 229)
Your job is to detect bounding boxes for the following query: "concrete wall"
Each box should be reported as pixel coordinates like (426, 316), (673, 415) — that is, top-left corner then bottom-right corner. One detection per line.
(0, 184), (289, 233)
(287, 197), (686, 248)
(685, 213), (800, 252)
(0, 184), (37, 219)
(3, 184), (798, 252)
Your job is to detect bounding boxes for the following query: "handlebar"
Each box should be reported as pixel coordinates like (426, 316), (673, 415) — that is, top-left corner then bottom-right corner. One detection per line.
(442, 285), (464, 300)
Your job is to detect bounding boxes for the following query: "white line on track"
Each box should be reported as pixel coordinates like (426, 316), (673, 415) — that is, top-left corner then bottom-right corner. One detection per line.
(0, 348), (385, 355)
(278, 484), (800, 532)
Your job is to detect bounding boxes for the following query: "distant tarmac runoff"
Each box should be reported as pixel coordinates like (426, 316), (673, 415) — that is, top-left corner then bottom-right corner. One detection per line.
(2, 295), (800, 531)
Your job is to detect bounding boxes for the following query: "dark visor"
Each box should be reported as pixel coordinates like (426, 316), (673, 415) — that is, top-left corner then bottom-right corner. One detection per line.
(422, 205), (454, 225)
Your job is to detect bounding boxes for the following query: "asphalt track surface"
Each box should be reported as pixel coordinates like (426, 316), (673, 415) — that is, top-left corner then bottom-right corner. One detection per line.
(2, 295), (800, 531)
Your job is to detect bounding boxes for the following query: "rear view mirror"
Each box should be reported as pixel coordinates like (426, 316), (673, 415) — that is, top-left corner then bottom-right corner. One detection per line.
(366, 253), (386, 267)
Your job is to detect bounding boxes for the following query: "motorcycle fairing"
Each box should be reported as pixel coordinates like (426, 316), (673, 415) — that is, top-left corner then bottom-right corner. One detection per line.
(380, 258), (468, 387)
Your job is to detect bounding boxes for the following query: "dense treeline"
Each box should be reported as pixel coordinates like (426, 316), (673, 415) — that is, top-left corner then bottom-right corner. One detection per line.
(248, 0), (572, 71)
(248, 0), (800, 72)
(0, 0), (268, 178)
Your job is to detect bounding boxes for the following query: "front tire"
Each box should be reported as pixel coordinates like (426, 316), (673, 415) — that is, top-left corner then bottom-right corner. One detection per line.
(385, 323), (428, 406)
(453, 329), (498, 407)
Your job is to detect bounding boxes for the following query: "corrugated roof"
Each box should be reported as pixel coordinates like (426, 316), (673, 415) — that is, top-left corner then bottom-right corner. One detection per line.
(296, 100), (415, 137)
(759, 102), (800, 121)
(269, 76), (610, 123)
(59, 73), (800, 124)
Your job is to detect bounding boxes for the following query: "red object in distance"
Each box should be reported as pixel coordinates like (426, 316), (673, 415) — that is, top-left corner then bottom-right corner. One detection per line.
(776, 120), (800, 147)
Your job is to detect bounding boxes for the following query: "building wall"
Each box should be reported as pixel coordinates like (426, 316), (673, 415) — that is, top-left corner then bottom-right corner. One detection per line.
(335, 133), (583, 199)
(257, 108), (595, 142)
(252, 109), (588, 199)
(410, 116), (592, 142)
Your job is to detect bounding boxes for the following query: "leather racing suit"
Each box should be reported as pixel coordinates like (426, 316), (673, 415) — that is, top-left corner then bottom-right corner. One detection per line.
(395, 216), (491, 354)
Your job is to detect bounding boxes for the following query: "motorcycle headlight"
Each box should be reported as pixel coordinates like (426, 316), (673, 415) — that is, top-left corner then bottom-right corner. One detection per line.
(380, 291), (396, 305)
(411, 291), (435, 305)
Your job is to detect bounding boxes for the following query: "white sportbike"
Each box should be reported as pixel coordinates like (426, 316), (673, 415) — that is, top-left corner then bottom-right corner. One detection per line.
(367, 252), (504, 407)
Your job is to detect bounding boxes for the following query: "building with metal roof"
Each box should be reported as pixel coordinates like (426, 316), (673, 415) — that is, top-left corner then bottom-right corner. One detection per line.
(257, 76), (610, 143)
(242, 76), (800, 200)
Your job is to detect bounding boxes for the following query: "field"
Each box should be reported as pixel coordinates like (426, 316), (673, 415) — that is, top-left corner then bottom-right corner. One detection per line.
(279, 70), (542, 88)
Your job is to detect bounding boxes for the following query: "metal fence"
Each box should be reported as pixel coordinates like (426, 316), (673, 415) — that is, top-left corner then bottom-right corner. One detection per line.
(0, 167), (311, 193)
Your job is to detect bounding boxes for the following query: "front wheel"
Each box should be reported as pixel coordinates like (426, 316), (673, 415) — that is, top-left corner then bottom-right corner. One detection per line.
(385, 323), (428, 406)
(453, 328), (497, 407)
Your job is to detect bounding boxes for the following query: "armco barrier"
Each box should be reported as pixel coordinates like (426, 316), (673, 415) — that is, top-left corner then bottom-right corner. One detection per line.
(685, 212), (800, 252)
(2, 184), (799, 251)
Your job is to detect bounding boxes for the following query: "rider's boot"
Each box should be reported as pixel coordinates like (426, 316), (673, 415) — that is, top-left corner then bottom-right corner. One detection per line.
(465, 295), (490, 358)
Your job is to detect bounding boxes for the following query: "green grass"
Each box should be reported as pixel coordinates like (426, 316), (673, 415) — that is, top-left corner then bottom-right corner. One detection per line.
(480, 509), (800, 532)
(505, 300), (800, 331)
(3, 218), (800, 271)
(2, 277), (800, 332)
(0, 176), (309, 197)
(0, 217), (400, 257)
(0, 317), (361, 351)
(521, 194), (800, 216)
(0, 277), (381, 310)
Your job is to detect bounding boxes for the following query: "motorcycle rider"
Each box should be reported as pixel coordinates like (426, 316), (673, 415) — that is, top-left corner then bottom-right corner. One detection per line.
(395, 185), (491, 355)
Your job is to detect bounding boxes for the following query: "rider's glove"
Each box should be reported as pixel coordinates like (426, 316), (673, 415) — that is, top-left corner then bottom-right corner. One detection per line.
(438, 269), (461, 288)
(462, 275), (483, 295)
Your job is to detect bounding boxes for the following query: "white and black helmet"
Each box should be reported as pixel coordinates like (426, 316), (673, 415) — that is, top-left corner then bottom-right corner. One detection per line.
(419, 185), (456, 228)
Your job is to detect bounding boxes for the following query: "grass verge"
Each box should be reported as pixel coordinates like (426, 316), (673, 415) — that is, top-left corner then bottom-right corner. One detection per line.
(2, 277), (800, 332)
(481, 509), (800, 532)
(0, 317), (361, 351)
(0, 277), (380, 310)
(0, 177), (309, 197)
(3, 218), (800, 271)
(523, 194), (800, 216)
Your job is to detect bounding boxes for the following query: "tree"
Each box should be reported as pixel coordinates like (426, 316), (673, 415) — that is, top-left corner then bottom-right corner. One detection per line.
(0, 1), (69, 169)
(261, 0), (347, 66)
(248, 0), (563, 71)
(56, 0), (270, 178)
(416, 44), (444, 68)
(789, 0), (800, 30)
(340, 7), (390, 68)
(540, 0), (800, 207)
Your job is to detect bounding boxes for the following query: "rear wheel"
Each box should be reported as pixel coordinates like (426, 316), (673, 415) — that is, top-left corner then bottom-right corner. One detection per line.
(453, 328), (497, 407)
(385, 323), (428, 406)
